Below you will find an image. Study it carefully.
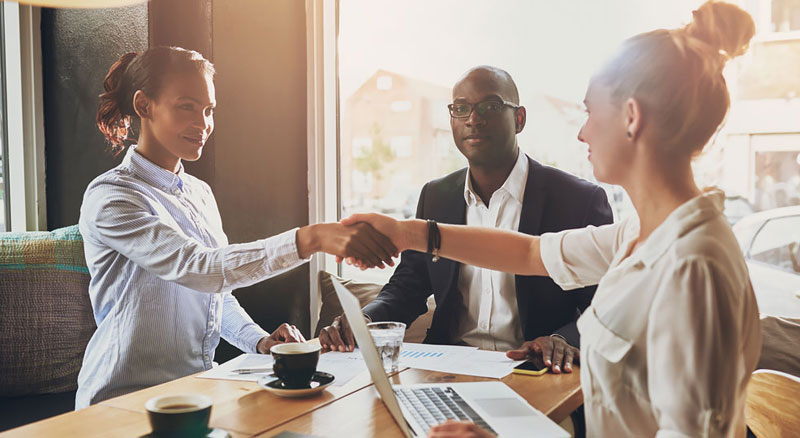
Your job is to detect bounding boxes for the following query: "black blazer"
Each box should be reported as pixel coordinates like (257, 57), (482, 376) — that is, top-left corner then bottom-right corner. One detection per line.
(363, 156), (613, 347)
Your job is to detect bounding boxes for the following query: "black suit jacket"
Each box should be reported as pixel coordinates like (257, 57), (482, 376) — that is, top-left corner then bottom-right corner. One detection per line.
(363, 156), (613, 347)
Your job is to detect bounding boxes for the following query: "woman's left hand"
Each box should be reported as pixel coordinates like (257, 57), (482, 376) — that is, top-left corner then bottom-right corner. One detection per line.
(257, 323), (306, 354)
(427, 420), (496, 438)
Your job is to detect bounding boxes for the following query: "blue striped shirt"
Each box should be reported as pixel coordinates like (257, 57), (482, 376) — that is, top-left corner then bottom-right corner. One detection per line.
(76, 145), (305, 408)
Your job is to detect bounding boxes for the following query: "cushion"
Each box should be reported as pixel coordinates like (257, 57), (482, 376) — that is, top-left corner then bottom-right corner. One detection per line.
(0, 225), (96, 397)
(315, 271), (435, 343)
(758, 315), (800, 377)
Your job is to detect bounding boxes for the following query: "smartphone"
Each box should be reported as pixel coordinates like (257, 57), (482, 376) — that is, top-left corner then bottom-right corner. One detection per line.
(512, 360), (548, 376)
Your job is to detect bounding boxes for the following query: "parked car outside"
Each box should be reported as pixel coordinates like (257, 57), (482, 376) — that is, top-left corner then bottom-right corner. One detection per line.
(732, 206), (800, 318)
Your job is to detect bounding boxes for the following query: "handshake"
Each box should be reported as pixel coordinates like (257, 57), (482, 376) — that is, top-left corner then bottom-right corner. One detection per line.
(297, 213), (411, 269)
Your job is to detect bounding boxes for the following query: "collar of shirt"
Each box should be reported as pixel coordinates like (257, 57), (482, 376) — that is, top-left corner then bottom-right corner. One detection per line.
(632, 188), (726, 268)
(463, 149), (528, 207)
(122, 144), (185, 193)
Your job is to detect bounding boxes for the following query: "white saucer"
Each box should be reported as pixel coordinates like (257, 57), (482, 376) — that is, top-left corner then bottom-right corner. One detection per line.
(257, 372), (335, 398)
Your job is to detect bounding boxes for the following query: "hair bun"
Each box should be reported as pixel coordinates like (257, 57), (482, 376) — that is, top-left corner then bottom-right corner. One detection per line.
(686, 1), (755, 59)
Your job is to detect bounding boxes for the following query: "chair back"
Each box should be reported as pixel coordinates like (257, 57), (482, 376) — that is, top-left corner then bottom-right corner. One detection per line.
(746, 369), (800, 438)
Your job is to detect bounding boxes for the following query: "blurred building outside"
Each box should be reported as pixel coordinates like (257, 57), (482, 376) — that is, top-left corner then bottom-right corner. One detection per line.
(338, 0), (800, 283)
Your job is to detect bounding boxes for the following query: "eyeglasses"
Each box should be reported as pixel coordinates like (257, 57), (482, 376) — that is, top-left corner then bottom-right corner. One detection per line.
(447, 100), (519, 119)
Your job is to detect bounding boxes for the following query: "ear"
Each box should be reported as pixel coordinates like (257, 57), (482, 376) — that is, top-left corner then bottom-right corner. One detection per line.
(132, 90), (153, 120)
(624, 97), (642, 141)
(514, 106), (527, 134)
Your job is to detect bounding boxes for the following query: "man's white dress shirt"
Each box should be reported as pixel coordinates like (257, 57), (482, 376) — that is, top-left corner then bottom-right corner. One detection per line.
(76, 145), (306, 408)
(456, 150), (528, 351)
(540, 189), (761, 438)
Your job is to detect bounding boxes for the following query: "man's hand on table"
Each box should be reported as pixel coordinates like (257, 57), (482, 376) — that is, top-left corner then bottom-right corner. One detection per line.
(506, 335), (579, 374)
(257, 323), (306, 354)
(318, 313), (360, 352)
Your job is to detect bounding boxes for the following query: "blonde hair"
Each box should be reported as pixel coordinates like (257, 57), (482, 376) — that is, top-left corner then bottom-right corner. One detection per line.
(596, 1), (755, 158)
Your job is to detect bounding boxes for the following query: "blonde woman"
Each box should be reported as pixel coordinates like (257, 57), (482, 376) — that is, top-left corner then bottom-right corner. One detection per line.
(344, 2), (761, 437)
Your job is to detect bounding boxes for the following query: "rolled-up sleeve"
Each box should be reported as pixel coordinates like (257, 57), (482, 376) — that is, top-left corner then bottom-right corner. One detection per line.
(83, 184), (306, 294)
(540, 220), (624, 290)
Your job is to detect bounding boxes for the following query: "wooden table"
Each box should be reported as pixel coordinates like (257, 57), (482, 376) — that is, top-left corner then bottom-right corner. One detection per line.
(0, 360), (581, 437)
(261, 368), (582, 438)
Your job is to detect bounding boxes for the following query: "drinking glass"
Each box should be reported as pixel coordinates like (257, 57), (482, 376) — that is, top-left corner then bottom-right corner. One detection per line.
(367, 321), (406, 373)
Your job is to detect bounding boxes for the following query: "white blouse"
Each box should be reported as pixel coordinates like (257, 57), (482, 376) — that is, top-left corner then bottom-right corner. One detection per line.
(540, 190), (761, 438)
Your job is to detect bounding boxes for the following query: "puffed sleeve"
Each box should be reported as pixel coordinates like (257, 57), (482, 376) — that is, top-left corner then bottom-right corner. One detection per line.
(539, 219), (629, 290)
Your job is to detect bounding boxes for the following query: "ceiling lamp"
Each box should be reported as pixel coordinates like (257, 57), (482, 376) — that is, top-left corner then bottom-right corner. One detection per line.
(2, 0), (146, 8)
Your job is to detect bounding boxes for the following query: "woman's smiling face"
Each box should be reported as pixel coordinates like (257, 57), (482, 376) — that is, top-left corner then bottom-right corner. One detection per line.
(146, 70), (216, 163)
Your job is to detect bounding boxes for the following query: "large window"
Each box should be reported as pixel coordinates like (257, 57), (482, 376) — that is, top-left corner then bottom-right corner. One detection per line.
(318, 0), (800, 317)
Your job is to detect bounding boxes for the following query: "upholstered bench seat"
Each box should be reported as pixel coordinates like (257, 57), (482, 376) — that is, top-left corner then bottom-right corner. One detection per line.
(0, 225), (95, 432)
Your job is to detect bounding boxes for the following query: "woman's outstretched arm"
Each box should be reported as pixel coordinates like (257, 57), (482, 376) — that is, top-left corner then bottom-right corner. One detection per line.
(341, 214), (548, 277)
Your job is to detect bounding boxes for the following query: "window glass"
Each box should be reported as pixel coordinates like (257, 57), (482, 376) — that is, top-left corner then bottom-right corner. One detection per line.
(749, 216), (800, 273)
(337, 0), (800, 284)
(771, 0), (800, 32)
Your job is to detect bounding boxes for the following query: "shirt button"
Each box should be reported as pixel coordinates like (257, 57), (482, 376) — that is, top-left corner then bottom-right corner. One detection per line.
(481, 323), (489, 330)
(172, 189), (180, 195)
(161, 186), (168, 192)
(281, 260), (289, 267)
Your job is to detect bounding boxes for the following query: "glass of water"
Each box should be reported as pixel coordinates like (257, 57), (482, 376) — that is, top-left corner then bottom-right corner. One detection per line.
(367, 321), (406, 373)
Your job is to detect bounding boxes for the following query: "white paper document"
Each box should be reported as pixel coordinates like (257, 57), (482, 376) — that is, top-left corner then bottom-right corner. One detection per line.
(400, 343), (524, 379)
(197, 351), (367, 387)
(198, 353), (274, 382)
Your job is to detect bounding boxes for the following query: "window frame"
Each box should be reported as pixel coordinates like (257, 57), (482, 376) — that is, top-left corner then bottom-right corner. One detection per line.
(0, 3), (11, 231)
(0, 3), (46, 232)
(306, 0), (340, 334)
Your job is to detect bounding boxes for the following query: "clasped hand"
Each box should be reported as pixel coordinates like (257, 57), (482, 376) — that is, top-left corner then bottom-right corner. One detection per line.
(296, 218), (403, 269)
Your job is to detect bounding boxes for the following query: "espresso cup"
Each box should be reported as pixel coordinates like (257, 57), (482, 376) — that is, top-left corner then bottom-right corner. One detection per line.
(145, 393), (212, 437)
(270, 342), (321, 389)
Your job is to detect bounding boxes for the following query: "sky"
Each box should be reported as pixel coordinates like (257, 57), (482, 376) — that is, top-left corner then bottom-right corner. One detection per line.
(339, 0), (707, 103)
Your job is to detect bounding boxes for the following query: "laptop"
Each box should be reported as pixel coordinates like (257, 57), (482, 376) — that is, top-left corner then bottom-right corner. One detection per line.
(330, 276), (570, 438)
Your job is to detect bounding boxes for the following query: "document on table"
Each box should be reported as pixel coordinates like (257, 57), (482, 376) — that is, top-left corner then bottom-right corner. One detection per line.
(197, 351), (367, 387)
(400, 343), (525, 379)
(198, 354), (274, 382)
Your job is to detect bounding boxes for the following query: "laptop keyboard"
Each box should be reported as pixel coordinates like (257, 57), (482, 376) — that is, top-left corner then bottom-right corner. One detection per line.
(394, 386), (497, 435)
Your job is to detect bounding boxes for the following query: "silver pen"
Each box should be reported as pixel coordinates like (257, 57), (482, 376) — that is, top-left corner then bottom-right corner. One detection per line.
(231, 367), (273, 374)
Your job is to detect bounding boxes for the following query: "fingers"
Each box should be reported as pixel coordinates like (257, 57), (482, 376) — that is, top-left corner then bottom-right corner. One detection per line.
(340, 213), (368, 226)
(355, 224), (394, 268)
(539, 337), (554, 368)
(428, 420), (495, 438)
(346, 237), (383, 268)
(551, 339), (566, 374)
(563, 346), (576, 373)
(276, 323), (305, 344)
(361, 223), (398, 266)
(320, 324), (346, 352)
(506, 340), (536, 360)
(506, 347), (528, 360)
(341, 317), (356, 352)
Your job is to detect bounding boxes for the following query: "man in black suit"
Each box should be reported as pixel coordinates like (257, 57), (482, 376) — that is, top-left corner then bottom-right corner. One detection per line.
(320, 66), (612, 373)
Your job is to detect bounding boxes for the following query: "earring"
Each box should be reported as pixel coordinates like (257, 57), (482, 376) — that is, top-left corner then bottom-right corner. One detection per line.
(626, 131), (632, 138)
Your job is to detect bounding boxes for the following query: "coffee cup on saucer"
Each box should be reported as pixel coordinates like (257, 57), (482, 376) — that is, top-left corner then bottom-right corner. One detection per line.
(270, 342), (321, 388)
(144, 393), (212, 437)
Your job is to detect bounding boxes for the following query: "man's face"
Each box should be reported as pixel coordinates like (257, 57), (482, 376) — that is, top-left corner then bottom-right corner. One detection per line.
(450, 70), (522, 168)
